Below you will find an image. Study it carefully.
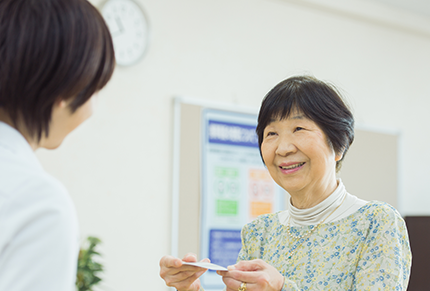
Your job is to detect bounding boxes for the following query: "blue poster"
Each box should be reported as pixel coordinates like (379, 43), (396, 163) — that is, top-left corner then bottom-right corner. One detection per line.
(209, 229), (242, 270)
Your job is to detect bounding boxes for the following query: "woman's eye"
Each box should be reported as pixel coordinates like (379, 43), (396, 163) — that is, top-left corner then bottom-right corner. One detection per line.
(294, 127), (304, 132)
(266, 131), (276, 137)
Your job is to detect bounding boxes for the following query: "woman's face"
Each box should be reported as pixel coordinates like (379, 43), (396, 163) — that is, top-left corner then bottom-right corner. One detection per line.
(261, 110), (341, 198)
(39, 94), (98, 150)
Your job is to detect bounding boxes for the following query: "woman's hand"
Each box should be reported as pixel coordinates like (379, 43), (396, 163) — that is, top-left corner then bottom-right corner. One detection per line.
(217, 259), (284, 291)
(159, 253), (209, 291)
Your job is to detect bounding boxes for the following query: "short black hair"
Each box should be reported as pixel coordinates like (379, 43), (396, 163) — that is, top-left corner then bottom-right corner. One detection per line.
(256, 75), (354, 172)
(0, 0), (115, 140)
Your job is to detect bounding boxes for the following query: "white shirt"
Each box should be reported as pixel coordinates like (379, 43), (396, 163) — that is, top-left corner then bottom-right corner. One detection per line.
(0, 122), (79, 291)
(278, 179), (368, 226)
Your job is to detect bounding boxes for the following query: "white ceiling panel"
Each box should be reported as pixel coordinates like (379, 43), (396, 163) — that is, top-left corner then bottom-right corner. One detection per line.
(369, 0), (430, 18)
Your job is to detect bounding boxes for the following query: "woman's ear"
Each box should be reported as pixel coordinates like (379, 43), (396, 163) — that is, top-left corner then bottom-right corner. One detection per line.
(335, 151), (344, 162)
(56, 99), (68, 109)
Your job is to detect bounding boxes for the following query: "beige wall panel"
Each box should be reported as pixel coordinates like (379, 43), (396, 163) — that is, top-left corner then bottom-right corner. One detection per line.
(338, 129), (398, 208)
(178, 103), (201, 258)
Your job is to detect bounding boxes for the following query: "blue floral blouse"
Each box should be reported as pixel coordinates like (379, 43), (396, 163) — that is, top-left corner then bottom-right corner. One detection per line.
(237, 201), (412, 290)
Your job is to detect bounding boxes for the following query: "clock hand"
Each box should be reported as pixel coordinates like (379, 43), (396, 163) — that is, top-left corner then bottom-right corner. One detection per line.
(109, 17), (124, 38)
(115, 17), (124, 33)
(110, 28), (122, 38)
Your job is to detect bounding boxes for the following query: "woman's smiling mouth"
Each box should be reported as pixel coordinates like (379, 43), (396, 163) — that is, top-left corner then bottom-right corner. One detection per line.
(279, 162), (306, 174)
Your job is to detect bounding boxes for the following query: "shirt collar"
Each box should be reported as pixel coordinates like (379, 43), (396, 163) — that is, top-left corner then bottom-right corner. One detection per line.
(0, 121), (43, 171)
(286, 179), (347, 226)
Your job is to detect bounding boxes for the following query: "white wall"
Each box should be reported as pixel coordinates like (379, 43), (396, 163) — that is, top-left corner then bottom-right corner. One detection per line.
(35, 0), (430, 290)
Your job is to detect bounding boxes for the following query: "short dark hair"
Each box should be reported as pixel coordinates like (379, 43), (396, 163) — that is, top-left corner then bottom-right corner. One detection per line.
(256, 75), (354, 172)
(0, 0), (115, 141)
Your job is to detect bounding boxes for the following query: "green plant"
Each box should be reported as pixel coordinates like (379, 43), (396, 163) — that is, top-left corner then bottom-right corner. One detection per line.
(76, 236), (104, 291)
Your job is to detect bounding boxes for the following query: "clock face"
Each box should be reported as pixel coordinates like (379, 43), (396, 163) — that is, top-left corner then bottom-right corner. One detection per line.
(101, 0), (149, 66)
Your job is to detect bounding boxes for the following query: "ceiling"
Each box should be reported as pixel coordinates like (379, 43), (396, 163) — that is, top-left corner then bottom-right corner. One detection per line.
(369, 0), (430, 19)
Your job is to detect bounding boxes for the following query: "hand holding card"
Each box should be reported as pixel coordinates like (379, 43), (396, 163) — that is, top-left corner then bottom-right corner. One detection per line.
(160, 254), (210, 291)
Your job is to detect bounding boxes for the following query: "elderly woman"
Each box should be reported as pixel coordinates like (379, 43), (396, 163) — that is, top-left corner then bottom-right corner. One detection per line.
(160, 76), (411, 291)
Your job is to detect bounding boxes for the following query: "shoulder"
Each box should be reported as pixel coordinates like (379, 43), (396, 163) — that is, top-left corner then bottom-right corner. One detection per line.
(1, 155), (71, 205)
(358, 201), (403, 222)
(0, 168), (77, 239)
(14, 172), (72, 213)
(354, 201), (407, 236)
(0, 136), (78, 253)
(0, 145), (68, 205)
(244, 212), (280, 229)
(0, 138), (76, 225)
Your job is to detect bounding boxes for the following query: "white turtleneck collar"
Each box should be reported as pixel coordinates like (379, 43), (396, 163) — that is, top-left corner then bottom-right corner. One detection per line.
(278, 179), (368, 227)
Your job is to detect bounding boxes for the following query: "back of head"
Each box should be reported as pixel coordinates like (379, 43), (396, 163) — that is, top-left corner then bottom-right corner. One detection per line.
(256, 75), (355, 172)
(0, 0), (115, 140)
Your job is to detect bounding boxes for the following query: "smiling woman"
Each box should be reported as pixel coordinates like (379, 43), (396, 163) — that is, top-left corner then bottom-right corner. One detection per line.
(256, 76), (354, 174)
(216, 76), (412, 291)
(256, 76), (353, 209)
(159, 76), (412, 291)
(261, 114), (340, 209)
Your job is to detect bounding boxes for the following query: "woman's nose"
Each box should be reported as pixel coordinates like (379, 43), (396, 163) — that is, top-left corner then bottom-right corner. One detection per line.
(275, 137), (296, 156)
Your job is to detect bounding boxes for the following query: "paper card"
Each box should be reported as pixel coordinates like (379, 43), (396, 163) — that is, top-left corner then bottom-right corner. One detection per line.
(181, 261), (228, 271)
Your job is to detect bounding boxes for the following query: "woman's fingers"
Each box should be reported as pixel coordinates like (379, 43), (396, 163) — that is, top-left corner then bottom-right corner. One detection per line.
(222, 272), (273, 291)
(218, 259), (266, 282)
(159, 254), (210, 291)
(160, 255), (182, 268)
(221, 268), (263, 286)
(218, 260), (284, 291)
(233, 259), (266, 271)
(165, 269), (207, 289)
(161, 262), (205, 278)
(223, 275), (255, 291)
(165, 268), (204, 283)
(182, 253), (198, 262)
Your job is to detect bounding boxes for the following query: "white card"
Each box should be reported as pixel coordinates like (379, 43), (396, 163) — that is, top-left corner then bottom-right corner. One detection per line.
(181, 261), (228, 271)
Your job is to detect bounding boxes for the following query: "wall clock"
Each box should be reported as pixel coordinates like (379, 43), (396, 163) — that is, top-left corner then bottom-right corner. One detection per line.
(100, 0), (150, 66)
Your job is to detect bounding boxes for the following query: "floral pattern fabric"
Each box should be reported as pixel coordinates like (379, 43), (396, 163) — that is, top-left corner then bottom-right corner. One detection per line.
(238, 201), (411, 291)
